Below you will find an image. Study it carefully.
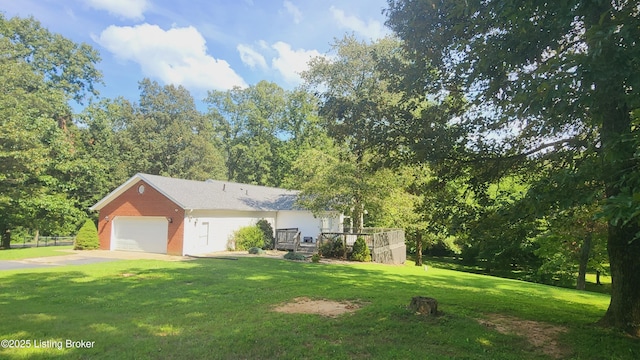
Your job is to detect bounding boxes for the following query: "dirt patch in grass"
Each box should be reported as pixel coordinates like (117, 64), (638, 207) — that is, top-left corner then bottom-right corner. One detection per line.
(477, 313), (569, 359)
(273, 297), (362, 318)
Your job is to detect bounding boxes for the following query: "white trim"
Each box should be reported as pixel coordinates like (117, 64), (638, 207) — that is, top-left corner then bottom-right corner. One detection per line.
(90, 173), (187, 211)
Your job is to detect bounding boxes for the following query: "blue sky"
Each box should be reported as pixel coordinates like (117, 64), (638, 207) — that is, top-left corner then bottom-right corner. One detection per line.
(1, 0), (391, 104)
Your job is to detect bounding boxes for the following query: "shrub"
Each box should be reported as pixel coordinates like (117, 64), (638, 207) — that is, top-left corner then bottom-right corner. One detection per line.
(350, 237), (371, 262)
(284, 251), (307, 261)
(232, 225), (266, 251)
(318, 241), (333, 257)
(311, 253), (321, 263)
(256, 219), (275, 249)
(331, 238), (347, 259)
(74, 219), (99, 250)
(248, 247), (265, 255)
(319, 238), (347, 259)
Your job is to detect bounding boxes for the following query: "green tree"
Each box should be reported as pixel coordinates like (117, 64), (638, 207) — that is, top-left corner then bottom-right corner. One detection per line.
(121, 79), (226, 180)
(534, 204), (608, 289)
(0, 14), (102, 104)
(205, 81), (288, 186)
(386, 0), (640, 334)
(76, 98), (136, 199)
(1, 15), (102, 248)
(302, 36), (407, 231)
(290, 145), (393, 232)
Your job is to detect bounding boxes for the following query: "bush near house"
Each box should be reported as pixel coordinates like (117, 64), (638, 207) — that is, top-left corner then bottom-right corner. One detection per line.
(74, 219), (99, 250)
(232, 226), (266, 251)
(256, 219), (275, 249)
(248, 247), (265, 255)
(318, 239), (347, 259)
(350, 237), (371, 262)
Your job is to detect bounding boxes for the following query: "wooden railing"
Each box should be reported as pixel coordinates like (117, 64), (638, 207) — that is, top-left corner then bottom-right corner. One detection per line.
(318, 229), (406, 264)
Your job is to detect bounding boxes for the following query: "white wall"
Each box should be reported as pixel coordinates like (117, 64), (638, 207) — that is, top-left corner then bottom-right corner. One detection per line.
(182, 210), (276, 255)
(275, 211), (343, 242)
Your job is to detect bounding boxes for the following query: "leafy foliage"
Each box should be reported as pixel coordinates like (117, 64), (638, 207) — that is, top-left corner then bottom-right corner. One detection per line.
(318, 239), (347, 259)
(349, 237), (371, 262)
(231, 225), (266, 251)
(256, 219), (274, 250)
(385, 0), (640, 334)
(248, 247), (265, 255)
(300, 36), (409, 231)
(0, 15), (101, 248)
(283, 252), (306, 261)
(73, 219), (99, 250)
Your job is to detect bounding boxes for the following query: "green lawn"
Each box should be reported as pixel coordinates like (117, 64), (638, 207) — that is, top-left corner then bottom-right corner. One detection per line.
(424, 256), (613, 295)
(0, 246), (74, 261)
(0, 257), (638, 359)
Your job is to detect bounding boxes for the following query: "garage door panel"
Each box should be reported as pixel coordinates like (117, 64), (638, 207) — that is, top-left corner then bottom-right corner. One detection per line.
(112, 217), (168, 254)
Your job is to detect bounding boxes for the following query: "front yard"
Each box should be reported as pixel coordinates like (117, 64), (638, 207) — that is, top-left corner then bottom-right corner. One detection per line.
(0, 254), (637, 359)
(0, 246), (74, 261)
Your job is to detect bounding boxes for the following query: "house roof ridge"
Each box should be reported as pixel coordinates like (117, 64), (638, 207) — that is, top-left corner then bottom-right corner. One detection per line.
(91, 173), (302, 212)
(139, 173), (299, 192)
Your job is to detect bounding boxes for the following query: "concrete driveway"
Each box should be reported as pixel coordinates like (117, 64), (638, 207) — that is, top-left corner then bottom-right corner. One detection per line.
(0, 250), (191, 271)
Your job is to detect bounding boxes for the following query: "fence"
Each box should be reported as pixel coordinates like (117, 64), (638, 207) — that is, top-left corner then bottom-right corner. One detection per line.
(318, 229), (406, 265)
(11, 236), (75, 248)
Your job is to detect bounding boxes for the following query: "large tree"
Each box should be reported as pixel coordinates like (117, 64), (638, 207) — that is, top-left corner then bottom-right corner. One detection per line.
(1, 15), (102, 248)
(302, 35), (405, 231)
(205, 81), (286, 186)
(0, 14), (102, 104)
(120, 79), (226, 181)
(386, 0), (640, 334)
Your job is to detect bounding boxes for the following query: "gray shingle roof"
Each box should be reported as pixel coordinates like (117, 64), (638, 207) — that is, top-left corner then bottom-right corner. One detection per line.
(91, 173), (301, 212)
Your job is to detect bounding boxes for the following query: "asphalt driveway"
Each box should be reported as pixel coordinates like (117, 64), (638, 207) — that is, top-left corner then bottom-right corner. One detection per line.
(0, 250), (190, 271)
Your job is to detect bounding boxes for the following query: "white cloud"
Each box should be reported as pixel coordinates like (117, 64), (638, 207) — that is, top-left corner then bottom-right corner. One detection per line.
(271, 42), (322, 84)
(84, 0), (150, 20)
(237, 44), (268, 70)
(94, 24), (247, 91)
(283, 1), (303, 24)
(330, 6), (387, 40)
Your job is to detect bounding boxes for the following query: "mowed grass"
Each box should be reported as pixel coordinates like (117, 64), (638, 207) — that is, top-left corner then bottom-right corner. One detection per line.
(0, 257), (638, 359)
(0, 246), (74, 261)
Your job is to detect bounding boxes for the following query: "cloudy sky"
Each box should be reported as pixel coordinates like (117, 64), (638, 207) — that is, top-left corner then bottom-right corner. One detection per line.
(1, 0), (391, 103)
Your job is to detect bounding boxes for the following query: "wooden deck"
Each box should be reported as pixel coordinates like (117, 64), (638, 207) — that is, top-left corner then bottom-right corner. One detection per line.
(318, 229), (406, 264)
(274, 228), (317, 253)
(274, 227), (406, 263)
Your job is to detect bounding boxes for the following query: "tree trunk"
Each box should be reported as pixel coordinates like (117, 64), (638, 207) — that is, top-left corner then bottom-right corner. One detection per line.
(596, 271), (601, 285)
(33, 229), (40, 246)
(415, 231), (423, 266)
(576, 232), (592, 291)
(599, 223), (640, 335)
(597, 97), (640, 335)
(1, 228), (11, 249)
(585, 1), (640, 335)
(352, 200), (364, 234)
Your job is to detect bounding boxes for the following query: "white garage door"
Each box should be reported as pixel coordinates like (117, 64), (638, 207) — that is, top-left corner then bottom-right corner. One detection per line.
(112, 217), (168, 254)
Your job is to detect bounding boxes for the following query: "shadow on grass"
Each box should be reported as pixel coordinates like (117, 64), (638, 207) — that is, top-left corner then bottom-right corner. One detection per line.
(0, 257), (637, 360)
(423, 256), (613, 295)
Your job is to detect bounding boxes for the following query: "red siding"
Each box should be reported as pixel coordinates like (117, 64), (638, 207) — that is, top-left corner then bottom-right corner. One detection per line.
(97, 180), (185, 256)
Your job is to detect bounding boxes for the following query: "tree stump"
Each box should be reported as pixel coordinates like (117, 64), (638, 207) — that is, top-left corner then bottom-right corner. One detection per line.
(409, 296), (438, 316)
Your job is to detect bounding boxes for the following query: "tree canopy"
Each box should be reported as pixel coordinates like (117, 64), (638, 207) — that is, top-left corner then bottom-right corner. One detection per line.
(385, 0), (640, 335)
